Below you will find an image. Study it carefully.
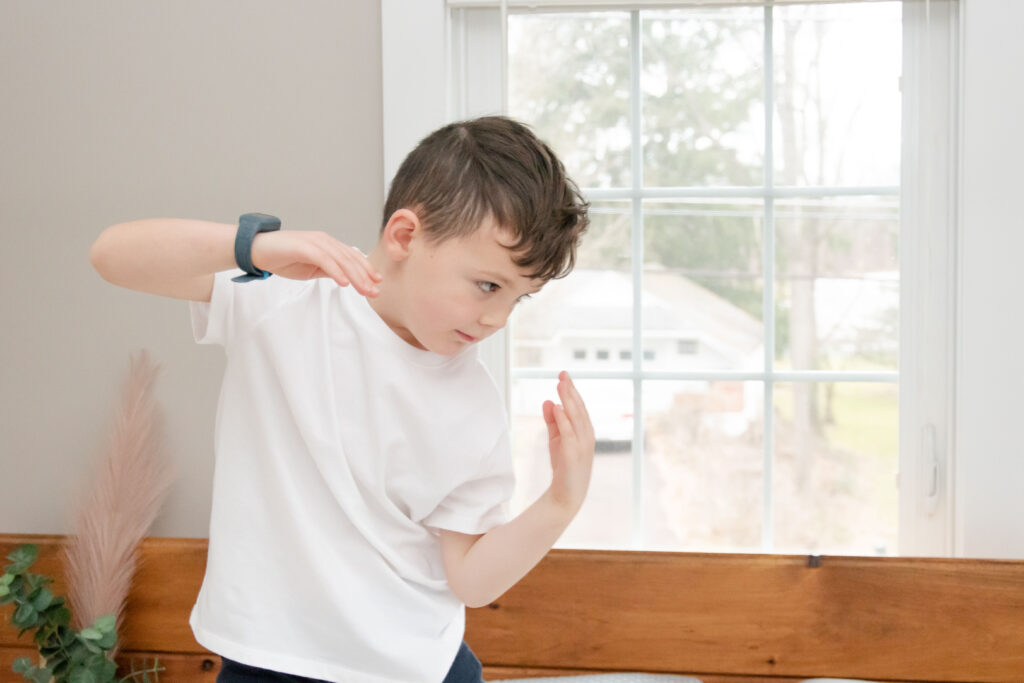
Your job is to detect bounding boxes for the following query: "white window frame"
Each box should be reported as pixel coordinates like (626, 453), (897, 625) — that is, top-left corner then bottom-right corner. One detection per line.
(382, 0), (959, 556)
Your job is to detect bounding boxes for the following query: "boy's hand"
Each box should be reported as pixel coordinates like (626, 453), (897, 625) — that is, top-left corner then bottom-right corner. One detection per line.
(250, 230), (382, 297)
(542, 371), (595, 513)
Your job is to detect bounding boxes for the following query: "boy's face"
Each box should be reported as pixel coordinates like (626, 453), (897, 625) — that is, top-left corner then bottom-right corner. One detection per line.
(393, 217), (545, 356)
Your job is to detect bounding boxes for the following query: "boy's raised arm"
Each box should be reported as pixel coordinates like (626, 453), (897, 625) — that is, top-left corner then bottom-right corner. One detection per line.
(90, 218), (382, 302)
(90, 218), (237, 302)
(442, 371), (595, 609)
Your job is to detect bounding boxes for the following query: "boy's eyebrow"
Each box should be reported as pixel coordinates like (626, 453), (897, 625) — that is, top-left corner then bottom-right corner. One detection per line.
(478, 270), (515, 288)
(479, 270), (543, 294)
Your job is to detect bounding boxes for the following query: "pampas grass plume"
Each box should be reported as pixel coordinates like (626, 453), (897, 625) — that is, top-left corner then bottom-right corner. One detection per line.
(61, 349), (175, 659)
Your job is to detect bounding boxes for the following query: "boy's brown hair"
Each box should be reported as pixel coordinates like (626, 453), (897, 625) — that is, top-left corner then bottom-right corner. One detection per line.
(381, 116), (589, 282)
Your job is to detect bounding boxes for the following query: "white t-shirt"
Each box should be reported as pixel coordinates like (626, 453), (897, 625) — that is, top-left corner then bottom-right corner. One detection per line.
(187, 268), (515, 682)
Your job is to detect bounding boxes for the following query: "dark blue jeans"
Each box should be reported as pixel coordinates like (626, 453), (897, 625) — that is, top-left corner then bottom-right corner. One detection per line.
(216, 641), (484, 682)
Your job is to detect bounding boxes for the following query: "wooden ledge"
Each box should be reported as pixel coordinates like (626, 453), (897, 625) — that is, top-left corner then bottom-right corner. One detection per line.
(2, 534), (1022, 682)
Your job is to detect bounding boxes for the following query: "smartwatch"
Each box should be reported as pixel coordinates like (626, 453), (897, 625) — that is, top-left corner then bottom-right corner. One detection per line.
(231, 213), (281, 283)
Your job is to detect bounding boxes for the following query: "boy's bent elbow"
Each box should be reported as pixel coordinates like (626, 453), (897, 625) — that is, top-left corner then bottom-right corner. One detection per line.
(439, 528), (487, 607)
(452, 573), (498, 609)
(89, 228), (117, 281)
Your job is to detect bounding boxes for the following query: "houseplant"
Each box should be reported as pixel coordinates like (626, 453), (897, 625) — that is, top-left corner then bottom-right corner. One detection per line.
(2, 350), (174, 682)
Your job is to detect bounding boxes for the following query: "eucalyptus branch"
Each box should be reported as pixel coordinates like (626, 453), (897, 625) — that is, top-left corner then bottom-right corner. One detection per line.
(1, 544), (161, 683)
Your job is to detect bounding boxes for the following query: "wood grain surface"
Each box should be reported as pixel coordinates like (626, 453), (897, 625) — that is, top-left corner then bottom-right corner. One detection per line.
(2, 535), (1021, 682)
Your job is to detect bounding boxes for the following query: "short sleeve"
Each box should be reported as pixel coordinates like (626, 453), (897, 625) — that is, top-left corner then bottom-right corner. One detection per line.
(189, 269), (310, 348)
(422, 432), (516, 536)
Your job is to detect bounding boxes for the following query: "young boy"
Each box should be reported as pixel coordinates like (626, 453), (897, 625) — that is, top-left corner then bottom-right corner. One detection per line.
(89, 116), (595, 682)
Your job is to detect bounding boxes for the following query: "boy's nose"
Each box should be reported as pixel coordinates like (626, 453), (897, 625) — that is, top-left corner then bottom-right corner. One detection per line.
(479, 305), (512, 330)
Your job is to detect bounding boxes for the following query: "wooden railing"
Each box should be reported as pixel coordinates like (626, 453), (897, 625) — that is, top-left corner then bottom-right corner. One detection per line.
(2, 534), (1022, 682)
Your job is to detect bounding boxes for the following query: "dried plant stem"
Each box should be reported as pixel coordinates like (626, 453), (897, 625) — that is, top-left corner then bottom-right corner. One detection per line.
(61, 349), (175, 660)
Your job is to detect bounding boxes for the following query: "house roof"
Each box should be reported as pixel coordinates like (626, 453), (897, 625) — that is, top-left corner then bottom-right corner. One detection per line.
(512, 267), (763, 357)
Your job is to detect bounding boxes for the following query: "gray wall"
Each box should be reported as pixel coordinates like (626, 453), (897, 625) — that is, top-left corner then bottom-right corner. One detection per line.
(0, 1), (383, 538)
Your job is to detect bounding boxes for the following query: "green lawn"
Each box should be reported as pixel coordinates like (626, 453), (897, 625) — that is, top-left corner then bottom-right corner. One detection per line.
(774, 382), (898, 459)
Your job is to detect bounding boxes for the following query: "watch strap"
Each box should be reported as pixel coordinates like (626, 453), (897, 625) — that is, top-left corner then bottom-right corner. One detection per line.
(231, 213), (281, 283)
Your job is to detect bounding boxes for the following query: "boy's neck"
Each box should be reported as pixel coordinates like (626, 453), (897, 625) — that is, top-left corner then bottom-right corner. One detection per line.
(363, 246), (422, 350)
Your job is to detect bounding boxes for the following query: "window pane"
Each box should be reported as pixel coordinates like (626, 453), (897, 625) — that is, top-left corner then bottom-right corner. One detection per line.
(643, 380), (764, 552)
(773, 3), (902, 186)
(643, 198), (764, 371)
(512, 200), (632, 372)
(511, 378), (635, 550)
(643, 8), (764, 187)
(509, 12), (632, 188)
(773, 382), (898, 555)
(775, 196), (899, 371)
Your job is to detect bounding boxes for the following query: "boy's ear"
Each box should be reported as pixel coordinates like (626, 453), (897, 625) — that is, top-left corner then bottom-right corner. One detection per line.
(381, 208), (422, 262)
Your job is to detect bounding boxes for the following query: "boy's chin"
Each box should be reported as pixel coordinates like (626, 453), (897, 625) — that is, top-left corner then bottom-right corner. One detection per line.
(433, 335), (478, 357)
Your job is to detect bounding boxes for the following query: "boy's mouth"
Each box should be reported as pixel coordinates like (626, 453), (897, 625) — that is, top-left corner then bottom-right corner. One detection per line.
(456, 330), (476, 342)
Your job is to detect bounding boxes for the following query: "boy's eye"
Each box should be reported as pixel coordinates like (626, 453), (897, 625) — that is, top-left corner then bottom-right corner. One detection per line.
(477, 281), (500, 294)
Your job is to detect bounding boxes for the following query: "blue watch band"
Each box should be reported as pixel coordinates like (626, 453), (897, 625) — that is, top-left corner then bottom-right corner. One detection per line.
(231, 213), (281, 283)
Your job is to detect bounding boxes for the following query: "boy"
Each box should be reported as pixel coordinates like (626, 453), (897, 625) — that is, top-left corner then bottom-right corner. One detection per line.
(89, 116), (595, 682)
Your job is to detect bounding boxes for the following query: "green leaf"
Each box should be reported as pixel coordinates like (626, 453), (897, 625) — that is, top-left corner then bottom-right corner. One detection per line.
(79, 627), (102, 641)
(25, 574), (47, 591)
(31, 665), (54, 683)
(52, 605), (72, 627)
(61, 627), (79, 647)
(98, 657), (117, 680)
(30, 586), (53, 612)
(13, 601), (37, 627)
(67, 637), (89, 660)
(69, 666), (98, 683)
(81, 639), (102, 655)
(12, 657), (33, 673)
(93, 614), (117, 633)
(1, 572), (14, 585)
(35, 630), (53, 647)
(97, 629), (117, 649)
(52, 657), (71, 676)
(5, 544), (38, 573)
(0, 583), (8, 597)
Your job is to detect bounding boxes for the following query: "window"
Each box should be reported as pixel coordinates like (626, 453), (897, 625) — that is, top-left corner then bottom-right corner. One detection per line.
(384, 0), (958, 556)
(504, 4), (905, 555)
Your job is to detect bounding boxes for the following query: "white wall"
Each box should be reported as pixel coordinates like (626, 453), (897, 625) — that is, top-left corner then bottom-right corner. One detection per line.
(0, 1), (383, 538)
(955, 0), (1024, 559)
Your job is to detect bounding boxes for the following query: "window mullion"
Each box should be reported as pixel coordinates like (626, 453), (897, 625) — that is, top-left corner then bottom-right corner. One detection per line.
(762, 2), (776, 553)
(629, 8), (646, 550)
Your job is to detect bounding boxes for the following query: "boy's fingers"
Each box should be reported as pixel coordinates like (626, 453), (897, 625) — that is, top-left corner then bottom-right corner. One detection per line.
(340, 256), (380, 295)
(327, 241), (380, 290)
(551, 403), (578, 448)
(558, 372), (595, 444)
(557, 374), (587, 430)
(568, 378), (595, 440)
(543, 400), (558, 440)
(331, 243), (381, 295)
(314, 234), (381, 294)
(305, 250), (350, 288)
